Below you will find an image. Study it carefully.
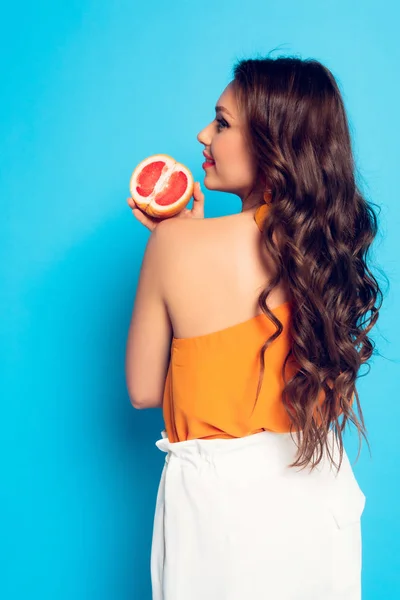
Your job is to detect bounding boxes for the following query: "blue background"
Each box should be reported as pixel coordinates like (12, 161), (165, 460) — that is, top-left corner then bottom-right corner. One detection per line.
(1, 1), (399, 598)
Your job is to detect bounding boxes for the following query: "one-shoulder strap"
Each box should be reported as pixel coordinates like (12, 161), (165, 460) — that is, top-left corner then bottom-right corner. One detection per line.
(254, 203), (270, 232)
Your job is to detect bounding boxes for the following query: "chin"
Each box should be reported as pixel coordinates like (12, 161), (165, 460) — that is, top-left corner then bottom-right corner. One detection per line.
(202, 179), (214, 190)
(203, 179), (239, 196)
(202, 177), (216, 190)
(202, 174), (223, 191)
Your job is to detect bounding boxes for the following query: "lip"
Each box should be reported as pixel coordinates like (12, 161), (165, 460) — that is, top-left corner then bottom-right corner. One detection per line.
(202, 161), (215, 169)
(202, 150), (215, 162)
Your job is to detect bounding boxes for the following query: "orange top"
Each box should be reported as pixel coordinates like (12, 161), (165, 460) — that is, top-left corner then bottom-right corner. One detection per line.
(162, 204), (335, 443)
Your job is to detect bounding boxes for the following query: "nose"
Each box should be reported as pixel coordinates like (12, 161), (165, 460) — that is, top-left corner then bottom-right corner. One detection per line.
(197, 121), (212, 147)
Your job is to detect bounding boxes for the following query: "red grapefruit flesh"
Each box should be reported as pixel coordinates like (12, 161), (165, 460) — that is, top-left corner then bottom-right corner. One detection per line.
(129, 154), (194, 218)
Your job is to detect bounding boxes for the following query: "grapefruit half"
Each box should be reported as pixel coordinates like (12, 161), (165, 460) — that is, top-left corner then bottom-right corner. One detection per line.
(129, 154), (194, 218)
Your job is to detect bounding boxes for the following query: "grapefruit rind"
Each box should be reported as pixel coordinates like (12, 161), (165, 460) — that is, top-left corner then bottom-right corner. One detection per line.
(129, 154), (194, 218)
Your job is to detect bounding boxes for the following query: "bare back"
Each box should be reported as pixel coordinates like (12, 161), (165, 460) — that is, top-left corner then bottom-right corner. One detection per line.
(164, 210), (291, 340)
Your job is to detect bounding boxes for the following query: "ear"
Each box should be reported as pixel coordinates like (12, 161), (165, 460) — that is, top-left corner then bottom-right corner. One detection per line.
(263, 190), (272, 203)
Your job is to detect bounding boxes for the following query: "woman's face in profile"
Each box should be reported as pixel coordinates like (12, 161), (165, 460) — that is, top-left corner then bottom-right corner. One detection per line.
(197, 81), (259, 202)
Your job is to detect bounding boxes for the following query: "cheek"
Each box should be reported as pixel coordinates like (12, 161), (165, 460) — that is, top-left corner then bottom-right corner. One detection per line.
(218, 138), (255, 178)
(214, 134), (239, 162)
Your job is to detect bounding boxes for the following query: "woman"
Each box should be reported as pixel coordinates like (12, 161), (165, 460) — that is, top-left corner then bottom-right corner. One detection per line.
(125, 56), (382, 599)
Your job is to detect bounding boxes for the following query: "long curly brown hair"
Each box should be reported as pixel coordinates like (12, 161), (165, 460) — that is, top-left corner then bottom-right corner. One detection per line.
(233, 55), (385, 472)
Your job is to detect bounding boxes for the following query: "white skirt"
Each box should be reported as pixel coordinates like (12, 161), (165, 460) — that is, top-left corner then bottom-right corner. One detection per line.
(150, 429), (366, 600)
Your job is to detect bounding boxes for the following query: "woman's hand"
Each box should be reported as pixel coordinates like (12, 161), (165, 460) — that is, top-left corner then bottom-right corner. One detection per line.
(127, 182), (205, 231)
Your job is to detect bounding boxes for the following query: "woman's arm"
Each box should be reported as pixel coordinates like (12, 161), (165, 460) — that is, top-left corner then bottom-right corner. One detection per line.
(125, 221), (173, 409)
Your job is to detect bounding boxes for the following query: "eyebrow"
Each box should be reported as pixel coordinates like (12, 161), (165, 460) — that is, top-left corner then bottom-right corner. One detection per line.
(215, 105), (234, 119)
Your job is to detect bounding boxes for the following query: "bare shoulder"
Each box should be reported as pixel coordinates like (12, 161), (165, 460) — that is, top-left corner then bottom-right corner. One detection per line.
(155, 211), (256, 251)
(154, 213), (260, 283)
(156, 213), (279, 337)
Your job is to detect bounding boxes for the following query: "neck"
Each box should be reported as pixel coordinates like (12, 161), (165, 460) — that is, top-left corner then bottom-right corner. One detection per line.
(240, 191), (265, 212)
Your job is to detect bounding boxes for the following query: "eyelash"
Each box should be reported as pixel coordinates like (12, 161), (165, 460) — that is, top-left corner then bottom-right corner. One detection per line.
(215, 117), (228, 131)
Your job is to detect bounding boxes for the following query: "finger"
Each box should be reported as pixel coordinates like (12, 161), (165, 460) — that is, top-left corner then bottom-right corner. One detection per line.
(127, 197), (136, 209)
(193, 182), (204, 202)
(191, 182), (205, 218)
(132, 208), (156, 231)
